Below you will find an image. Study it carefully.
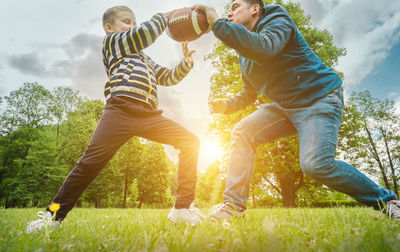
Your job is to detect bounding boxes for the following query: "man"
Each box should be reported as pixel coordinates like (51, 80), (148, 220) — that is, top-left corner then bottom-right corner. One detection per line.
(195, 0), (400, 220)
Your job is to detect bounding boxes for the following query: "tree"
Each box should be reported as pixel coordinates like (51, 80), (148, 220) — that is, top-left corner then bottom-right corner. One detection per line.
(196, 161), (225, 207)
(136, 142), (172, 208)
(338, 90), (400, 197)
(48, 86), (79, 147)
(206, 0), (345, 207)
(84, 137), (145, 208)
(57, 99), (104, 166)
(0, 83), (55, 207)
(0, 82), (53, 135)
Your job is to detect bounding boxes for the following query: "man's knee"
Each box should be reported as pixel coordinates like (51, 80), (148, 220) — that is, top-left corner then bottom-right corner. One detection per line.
(300, 156), (335, 179)
(231, 120), (254, 143)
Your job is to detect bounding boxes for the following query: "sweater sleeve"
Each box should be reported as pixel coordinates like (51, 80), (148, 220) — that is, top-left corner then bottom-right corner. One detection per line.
(103, 13), (168, 59)
(212, 15), (294, 63)
(148, 56), (193, 87)
(224, 74), (257, 114)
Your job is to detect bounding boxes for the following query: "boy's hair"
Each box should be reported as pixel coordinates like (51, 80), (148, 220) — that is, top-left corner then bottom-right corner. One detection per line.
(102, 6), (135, 27)
(233, 0), (265, 15)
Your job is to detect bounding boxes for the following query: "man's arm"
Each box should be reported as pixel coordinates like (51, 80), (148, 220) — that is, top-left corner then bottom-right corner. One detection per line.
(209, 75), (257, 114)
(212, 16), (294, 63)
(193, 5), (294, 63)
(103, 13), (168, 59)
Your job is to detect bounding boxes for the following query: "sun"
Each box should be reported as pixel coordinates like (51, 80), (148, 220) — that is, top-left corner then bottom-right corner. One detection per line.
(201, 138), (224, 162)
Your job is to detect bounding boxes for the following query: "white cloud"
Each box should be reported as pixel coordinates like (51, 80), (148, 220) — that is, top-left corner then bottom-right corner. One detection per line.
(288, 0), (400, 87)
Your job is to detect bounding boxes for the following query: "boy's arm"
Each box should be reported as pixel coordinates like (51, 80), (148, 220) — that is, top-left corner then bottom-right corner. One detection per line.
(151, 57), (193, 87)
(150, 42), (195, 86)
(103, 13), (168, 59)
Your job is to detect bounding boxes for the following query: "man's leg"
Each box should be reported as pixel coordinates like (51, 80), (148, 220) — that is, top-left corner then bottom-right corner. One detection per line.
(289, 87), (396, 208)
(223, 103), (297, 212)
(139, 114), (200, 209)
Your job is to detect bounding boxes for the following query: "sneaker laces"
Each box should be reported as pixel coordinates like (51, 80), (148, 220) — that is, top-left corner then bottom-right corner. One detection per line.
(386, 201), (400, 219)
(189, 203), (205, 219)
(37, 211), (49, 218)
(26, 211), (55, 233)
(210, 203), (225, 215)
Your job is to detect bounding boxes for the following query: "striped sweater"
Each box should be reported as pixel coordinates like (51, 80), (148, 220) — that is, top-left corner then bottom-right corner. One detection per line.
(102, 13), (193, 109)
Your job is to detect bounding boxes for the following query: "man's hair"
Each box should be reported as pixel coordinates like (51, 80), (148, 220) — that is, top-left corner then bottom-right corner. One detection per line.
(233, 0), (265, 15)
(102, 6), (135, 27)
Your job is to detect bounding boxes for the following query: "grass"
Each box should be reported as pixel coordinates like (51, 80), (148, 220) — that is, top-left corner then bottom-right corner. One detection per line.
(1, 207), (400, 251)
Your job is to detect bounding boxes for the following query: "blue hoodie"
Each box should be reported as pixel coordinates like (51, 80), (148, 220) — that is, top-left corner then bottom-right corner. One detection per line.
(212, 4), (342, 111)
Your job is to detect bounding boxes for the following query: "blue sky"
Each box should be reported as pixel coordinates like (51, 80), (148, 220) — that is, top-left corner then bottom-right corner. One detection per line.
(292, 0), (400, 104)
(351, 42), (400, 100)
(1, 0), (400, 169)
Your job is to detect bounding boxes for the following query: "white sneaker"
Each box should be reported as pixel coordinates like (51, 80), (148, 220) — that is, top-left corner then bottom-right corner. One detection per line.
(209, 203), (245, 221)
(168, 203), (205, 226)
(26, 211), (60, 233)
(385, 200), (400, 220)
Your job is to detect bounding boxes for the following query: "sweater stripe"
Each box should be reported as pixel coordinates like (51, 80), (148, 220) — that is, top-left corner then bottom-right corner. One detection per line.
(102, 13), (192, 108)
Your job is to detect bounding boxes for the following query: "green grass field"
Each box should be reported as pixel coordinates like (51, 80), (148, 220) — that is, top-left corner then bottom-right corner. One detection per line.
(1, 207), (400, 251)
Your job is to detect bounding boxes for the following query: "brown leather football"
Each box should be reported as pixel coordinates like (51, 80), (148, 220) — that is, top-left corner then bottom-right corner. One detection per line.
(166, 8), (209, 42)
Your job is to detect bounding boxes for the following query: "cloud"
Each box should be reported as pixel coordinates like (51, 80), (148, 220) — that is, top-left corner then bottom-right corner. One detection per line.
(62, 33), (106, 99)
(288, 0), (400, 87)
(62, 33), (101, 60)
(6, 33), (105, 100)
(8, 53), (49, 77)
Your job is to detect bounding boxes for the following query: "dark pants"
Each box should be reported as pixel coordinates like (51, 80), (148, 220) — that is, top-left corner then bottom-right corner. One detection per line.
(48, 96), (199, 220)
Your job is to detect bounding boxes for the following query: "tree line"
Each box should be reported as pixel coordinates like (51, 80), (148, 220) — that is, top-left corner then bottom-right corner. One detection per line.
(0, 83), (174, 208)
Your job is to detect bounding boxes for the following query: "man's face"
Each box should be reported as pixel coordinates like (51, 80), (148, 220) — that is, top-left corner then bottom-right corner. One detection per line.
(107, 11), (136, 33)
(227, 0), (258, 30)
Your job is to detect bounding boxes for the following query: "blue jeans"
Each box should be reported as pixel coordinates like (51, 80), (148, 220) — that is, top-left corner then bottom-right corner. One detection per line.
(224, 87), (396, 211)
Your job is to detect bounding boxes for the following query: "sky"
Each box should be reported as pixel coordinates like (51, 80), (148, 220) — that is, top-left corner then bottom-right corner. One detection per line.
(1, 0), (400, 171)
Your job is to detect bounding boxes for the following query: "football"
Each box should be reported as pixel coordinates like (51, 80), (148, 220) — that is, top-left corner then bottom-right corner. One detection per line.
(166, 7), (209, 42)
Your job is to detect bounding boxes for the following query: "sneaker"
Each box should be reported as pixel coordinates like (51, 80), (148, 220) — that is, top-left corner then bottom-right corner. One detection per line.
(209, 203), (245, 221)
(168, 202), (205, 226)
(26, 211), (60, 233)
(384, 200), (400, 220)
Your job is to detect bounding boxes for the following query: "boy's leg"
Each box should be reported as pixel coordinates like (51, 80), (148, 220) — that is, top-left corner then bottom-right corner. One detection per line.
(138, 115), (200, 209)
(49, 98), (143, 220)
(222, 103), (297, 212)
(290, 87), (396, 208)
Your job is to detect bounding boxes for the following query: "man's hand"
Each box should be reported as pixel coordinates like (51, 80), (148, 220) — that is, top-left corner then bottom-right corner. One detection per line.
(192, 5), (219, 33)
(208, 99), (227, 114)
(182, 41), (195, 66)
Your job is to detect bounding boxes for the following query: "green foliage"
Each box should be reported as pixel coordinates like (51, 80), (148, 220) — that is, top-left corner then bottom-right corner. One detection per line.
(338, 90), (400, 195)
(0, 82), (53, 134)
(196, 161), (225, 208)
(136, 142), (173, 208)
(2, 208), (400, 251)
(0, 83), (175, 209)
(57, 98), (104, 167)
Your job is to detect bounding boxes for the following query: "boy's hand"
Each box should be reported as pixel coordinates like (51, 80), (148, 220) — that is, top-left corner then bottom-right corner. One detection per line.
(192, 5), (219, 33)
(182, 41), (195, 67)
(208, 99), (227, 114)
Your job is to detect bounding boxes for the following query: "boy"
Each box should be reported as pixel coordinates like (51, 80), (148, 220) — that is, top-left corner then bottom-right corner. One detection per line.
(27, 6), (204, 232)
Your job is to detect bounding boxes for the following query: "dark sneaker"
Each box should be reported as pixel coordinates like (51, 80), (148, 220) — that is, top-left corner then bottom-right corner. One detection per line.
(385, 200), (400, 220)
(26, 211), (60, 233)
(209, 203), (245, 221)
